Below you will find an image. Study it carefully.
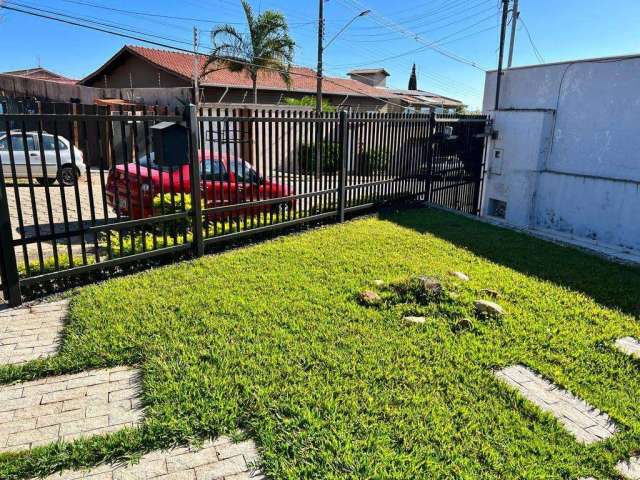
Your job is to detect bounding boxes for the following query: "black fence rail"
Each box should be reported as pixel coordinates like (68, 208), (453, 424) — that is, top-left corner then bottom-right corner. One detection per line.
(0, 105), (488, 305)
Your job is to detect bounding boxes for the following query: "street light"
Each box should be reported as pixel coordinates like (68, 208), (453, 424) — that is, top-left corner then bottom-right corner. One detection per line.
(316, 6), (371, 113)
(324, 10), (371, 50)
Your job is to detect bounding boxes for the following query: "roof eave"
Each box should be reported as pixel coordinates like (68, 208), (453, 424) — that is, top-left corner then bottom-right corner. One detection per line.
(78, 45), (192, 86)
(199, 81), (395, 99)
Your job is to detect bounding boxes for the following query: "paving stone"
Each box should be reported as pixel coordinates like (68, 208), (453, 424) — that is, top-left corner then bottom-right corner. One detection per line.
(0, 367), (143, 453)
(616, 457), (640, 480)
(495, 365), (617, 444)
(0, 300), (69, 365)
(32, 438), (263, 480)
(615, 337), (640, 360)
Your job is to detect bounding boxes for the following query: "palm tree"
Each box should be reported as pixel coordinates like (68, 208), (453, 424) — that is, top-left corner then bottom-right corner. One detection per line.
(204, 0), (295, 104)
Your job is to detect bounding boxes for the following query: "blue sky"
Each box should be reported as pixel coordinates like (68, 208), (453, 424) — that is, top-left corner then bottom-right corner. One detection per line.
(1, 0), (639, 110)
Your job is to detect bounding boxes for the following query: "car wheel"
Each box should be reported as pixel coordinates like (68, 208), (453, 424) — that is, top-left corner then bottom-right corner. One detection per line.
(57, 165), (78, 186)
(36, 177), (56, 187)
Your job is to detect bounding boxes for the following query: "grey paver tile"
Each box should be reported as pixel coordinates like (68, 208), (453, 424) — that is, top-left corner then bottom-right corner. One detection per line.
(495, 365), (617, 444)
(0, 367), (143, 452)
(616, 337), (640, 360)
(616, 456), (640, 480)
(29, 438), (262, 480)
(0, 299), (68, 365)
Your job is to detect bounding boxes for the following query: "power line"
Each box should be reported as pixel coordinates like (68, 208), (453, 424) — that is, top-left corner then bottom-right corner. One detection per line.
(518, 16), (545, 64)
(350, 0), (488, 32)
(59, 0), (314, 26)
(0, 3), (410, 110)
(337, 0), (490, 71)
(321, 11), (488, 98)
(348, 0), (494, 38)
(344, 4), (496, 43)
(6, 1), (195, 46)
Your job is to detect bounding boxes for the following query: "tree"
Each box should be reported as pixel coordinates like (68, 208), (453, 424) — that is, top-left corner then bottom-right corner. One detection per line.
(408, 63), (417, 91)
(205, 0), (295, 105)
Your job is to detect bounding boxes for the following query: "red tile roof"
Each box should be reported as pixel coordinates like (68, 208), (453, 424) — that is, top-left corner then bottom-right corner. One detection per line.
(2, 67), (77, 85)
(125, 45), (397, 99)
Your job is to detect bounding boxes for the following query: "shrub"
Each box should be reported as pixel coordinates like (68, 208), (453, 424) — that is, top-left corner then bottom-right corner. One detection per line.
(152, 193), (196, 233)
(388, 275), (445, 305)
(359, 148), (389, 174)
(283, 96), (336, 112)
(299, 142), (341, 174)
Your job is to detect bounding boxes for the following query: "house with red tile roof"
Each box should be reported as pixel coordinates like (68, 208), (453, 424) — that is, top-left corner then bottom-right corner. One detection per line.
(2, 67), (77, 85)
(79, 45), (417, 112)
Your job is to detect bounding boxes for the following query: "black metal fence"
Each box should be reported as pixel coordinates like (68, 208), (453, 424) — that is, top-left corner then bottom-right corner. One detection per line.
(0, 105), (488, 305)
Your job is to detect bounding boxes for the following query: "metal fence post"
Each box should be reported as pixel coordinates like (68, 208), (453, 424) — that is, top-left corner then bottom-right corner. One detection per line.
(0, 161), (21, 306)
(337, 110), (348, 222)
(186, 104), (204, 257)
(424, 111), (436, 203)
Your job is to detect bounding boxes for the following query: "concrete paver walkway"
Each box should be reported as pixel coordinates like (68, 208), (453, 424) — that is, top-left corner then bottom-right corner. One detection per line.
(495, 365), (618, 444)
(34, 436), (263, 480)
(0, 367), (143, 453)
(616, 457), (640, 480)
(615, 337), (640, 360)
(0, 299), (69, 365)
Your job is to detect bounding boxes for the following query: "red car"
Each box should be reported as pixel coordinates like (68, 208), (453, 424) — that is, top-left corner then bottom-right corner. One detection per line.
(106, 152), (294, 220)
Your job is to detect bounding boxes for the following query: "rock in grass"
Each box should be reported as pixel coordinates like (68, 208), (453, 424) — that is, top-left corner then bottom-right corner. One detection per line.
(358, 290), (382, 306)
(373, 279), (385, 287)
(475, 300), (504, 316)
(416, 276), (443, 297)
(453, 317), (474, 332)
(403, 316), (426, 324)
(450, 271), (470, 282)
(480, 288), (500, 299)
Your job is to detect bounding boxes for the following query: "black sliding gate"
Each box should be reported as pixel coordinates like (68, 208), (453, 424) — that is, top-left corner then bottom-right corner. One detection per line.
(0, 105), (488, 305)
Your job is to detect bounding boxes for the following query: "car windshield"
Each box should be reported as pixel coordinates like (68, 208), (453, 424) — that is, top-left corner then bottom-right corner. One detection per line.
(41, 135), (68, 151)
(138, 154), (228, 181)
(203, 159), (228, 181)
(229, 160), (260, 184)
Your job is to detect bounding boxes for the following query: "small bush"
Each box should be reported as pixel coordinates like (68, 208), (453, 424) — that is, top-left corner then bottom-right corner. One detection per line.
(153, 193), (205, 234)
(388, 275), (445, 305)
(283, 96), (336, 112)
(299, 142), (341, 174)
(359, 148), (389, 174)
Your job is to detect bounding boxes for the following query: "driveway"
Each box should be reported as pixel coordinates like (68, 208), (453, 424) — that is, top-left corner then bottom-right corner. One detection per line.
(4, 171), (117, 267)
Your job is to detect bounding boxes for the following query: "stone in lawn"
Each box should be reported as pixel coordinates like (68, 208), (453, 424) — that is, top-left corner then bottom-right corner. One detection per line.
(403, 316), (426, 324)
(453, 317), (474, 332)
(450, 271), (470, 282)
(480, 288), (500, 299)
(373, 279), (385, 287)
(475, 300), (504, 317)
(358, 290), (382, 306)
(417, 276), (443, 296)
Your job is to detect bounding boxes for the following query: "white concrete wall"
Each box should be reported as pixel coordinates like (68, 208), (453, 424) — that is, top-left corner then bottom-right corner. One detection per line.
(482, 55), (640, 252)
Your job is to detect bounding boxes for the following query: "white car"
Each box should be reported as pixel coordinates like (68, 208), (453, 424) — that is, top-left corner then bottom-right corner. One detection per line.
(0, 131), (86, 186)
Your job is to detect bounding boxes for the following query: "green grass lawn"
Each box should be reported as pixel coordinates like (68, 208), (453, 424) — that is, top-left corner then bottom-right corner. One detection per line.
(2, 207), (640, 479)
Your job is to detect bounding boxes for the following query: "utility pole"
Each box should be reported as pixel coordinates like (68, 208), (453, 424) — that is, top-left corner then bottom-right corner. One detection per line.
(495, 0), (510, 111)
(315, 0), (324, 113)
(193, 26), (200, 106)
(507, 0), (519, 68)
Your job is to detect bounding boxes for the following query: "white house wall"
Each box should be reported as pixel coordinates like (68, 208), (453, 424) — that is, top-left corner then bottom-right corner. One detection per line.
(482, 56), (640, 253)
